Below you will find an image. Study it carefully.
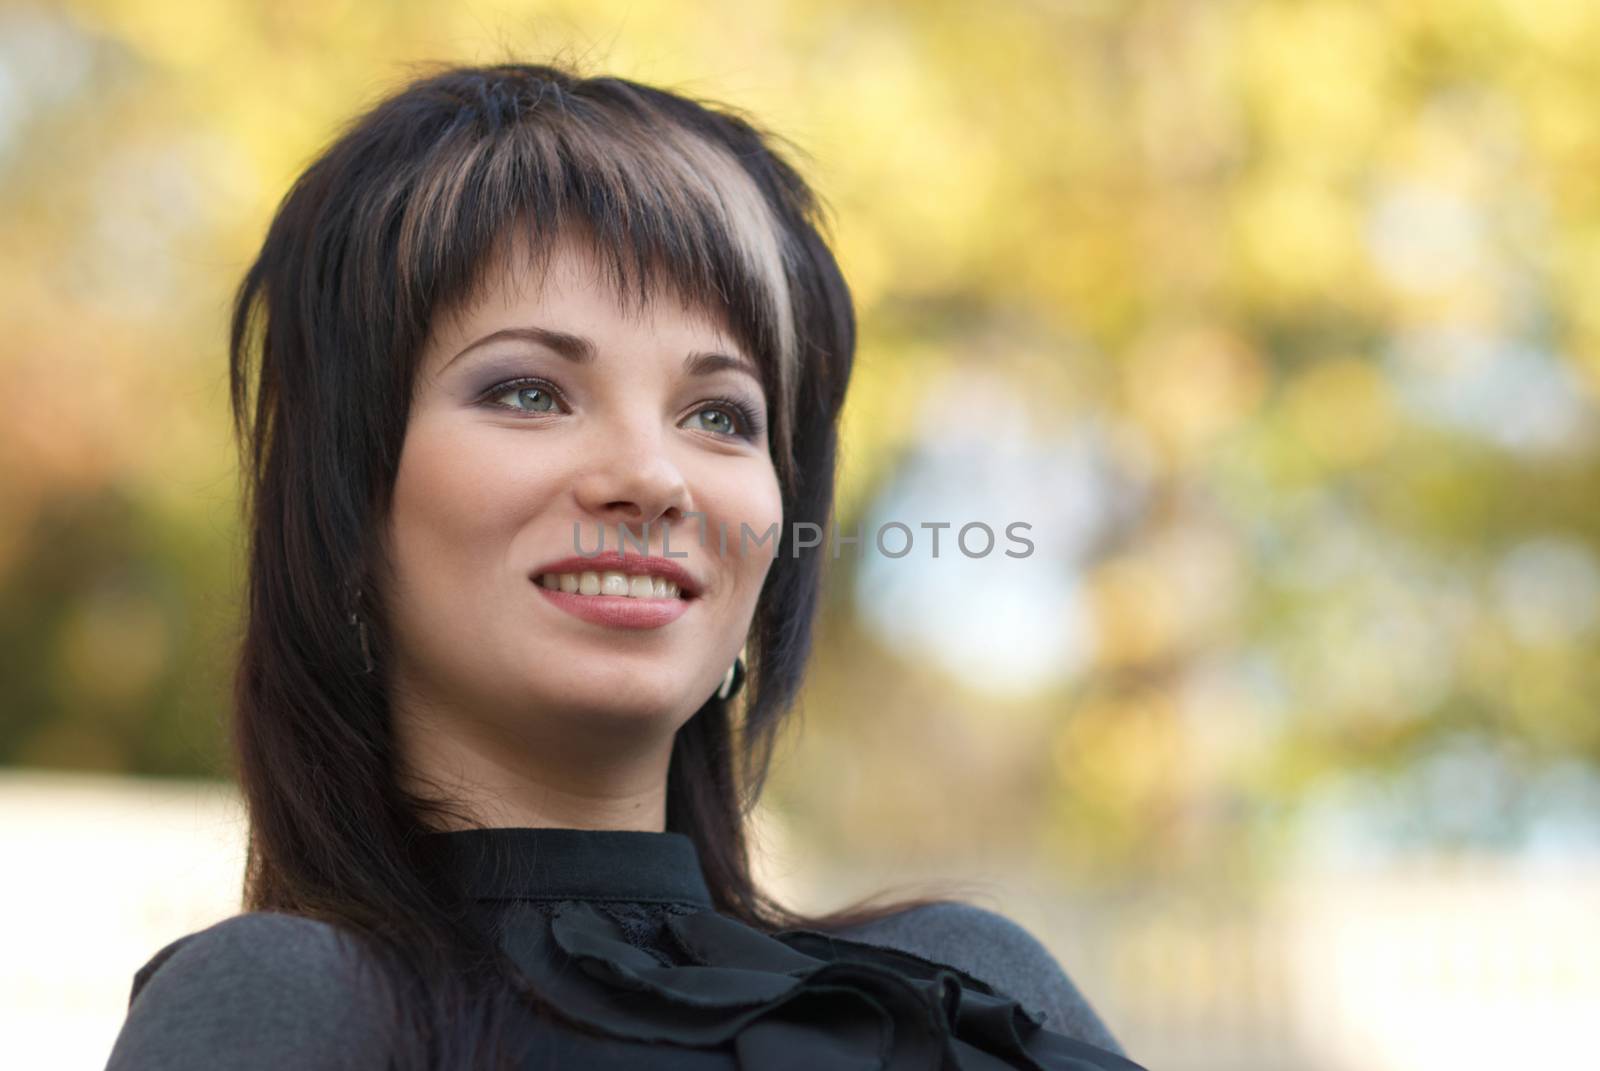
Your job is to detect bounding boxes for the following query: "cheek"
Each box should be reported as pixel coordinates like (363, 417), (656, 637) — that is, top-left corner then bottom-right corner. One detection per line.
(388, 420), (554, 584)
(722, 468), (783, 589)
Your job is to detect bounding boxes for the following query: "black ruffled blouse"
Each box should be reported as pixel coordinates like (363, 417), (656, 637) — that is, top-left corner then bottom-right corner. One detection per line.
(418, 826), (1146, 1070)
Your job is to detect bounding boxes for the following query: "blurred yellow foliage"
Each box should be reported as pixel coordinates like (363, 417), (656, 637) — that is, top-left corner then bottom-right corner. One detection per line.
(0, 0), (1595, 886)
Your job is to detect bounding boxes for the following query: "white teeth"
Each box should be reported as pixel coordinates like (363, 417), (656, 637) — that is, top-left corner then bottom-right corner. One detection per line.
(536, 571), (683, 600)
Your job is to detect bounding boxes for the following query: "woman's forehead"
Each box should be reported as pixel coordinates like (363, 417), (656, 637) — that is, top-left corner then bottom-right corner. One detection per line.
(440, 228), (741, 348)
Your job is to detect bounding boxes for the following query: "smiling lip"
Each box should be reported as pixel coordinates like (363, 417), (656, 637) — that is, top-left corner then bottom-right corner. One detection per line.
(530, 549), (701, 631)
(530, 551), (703, 598)
(534, 586), (693, 630)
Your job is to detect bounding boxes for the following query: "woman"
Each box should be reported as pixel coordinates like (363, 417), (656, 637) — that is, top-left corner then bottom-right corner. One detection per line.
(104, 61), (1143, 1070)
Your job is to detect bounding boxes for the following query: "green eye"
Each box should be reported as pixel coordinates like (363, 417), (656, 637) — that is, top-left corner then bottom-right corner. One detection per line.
(685, 395), (765, 441)
(689, 408), (736, 435)
(482, 378), (565, 414)
(511, 386), (558, 413)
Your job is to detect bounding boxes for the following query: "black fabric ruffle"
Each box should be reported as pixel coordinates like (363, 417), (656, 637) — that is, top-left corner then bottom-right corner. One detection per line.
(494, 898), (1148, 1071)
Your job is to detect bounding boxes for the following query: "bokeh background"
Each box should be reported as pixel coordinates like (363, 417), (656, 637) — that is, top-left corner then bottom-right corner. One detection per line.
(3, 2), (1598, 1068)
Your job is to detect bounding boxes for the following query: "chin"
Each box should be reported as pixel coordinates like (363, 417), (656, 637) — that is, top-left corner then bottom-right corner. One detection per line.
(529, 679), (698, 725)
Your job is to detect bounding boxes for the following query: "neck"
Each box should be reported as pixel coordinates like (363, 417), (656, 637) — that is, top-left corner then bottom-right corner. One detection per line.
(393, 694), (674, 833)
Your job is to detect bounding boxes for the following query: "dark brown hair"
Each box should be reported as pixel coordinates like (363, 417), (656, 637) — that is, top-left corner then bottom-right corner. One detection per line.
(227, 57), (967, 1069)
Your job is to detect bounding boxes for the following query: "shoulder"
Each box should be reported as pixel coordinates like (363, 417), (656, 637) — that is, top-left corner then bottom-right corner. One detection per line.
(107, 912), (393, 1071)
(831, 900), (1127, 1057)
(126, 912), (370, 996)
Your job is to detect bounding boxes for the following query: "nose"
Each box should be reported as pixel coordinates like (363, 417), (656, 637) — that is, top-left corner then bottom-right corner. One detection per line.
(572, 417), (693, 534)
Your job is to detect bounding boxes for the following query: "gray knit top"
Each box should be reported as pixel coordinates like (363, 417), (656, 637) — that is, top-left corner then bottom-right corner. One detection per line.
(105, 827), (1134, 1069)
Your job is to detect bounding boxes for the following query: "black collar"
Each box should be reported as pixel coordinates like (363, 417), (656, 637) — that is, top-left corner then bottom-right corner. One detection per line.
(418, 825), (714, 907)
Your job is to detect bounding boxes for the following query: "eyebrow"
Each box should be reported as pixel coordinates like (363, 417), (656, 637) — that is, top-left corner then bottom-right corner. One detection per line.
(442, 324), (761, 384)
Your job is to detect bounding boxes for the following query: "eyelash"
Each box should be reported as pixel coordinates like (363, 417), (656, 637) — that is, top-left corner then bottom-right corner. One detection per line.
(478, 377), (767, 441)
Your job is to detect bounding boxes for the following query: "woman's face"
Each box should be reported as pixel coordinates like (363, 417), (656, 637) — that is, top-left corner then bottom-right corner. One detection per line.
(383, 231), (781, 761)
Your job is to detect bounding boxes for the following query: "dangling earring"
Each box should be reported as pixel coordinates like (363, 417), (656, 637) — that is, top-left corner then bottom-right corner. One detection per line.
(345, 579), (374, 675)
(716, 642), (748, 701)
